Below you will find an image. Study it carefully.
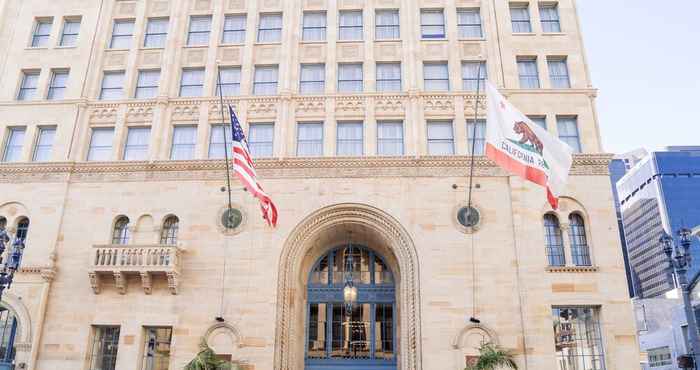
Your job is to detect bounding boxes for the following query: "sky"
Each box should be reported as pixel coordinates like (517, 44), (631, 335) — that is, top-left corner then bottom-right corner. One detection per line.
(576, 1), (700, 154)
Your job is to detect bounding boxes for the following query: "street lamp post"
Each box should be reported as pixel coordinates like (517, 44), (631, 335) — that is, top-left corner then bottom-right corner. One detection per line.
(0, 227), (26, 301)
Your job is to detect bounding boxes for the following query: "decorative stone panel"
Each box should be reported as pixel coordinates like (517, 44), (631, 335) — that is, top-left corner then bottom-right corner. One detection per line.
(375, 42), (401, 60)
(300, 44), (326, 62)
(262, 0), (282, 9)
(247, 98), (278, 118)
(116, 2), (137, 16)
(209, 101), (240, 120)
(295, 97), (326, 117)
(337, 44), (363, 61)
(338, 0), (365, 9)
(423, 95), (455, 116)
(140, 50), (162, 66)
(193, 0), (212, 11)
(183, 49), (207, 66)
(104, 51), (128, 68)
(335, 96), (365, 116)
(461, 42), (485, 58)
(219, 47), (243, 64)
(150, 1), (170, 15)
(303, 0), (327, 9)
(463, 95), (486, 116)
(227, 0), (246, 10)
(171, 104), (200, 121)
(422, 42), (448, 60)
(374, 96), (406, 116)
(89, 105), (119, 124)
(254, 45), (281, 65)
(126, 104), (155, 123)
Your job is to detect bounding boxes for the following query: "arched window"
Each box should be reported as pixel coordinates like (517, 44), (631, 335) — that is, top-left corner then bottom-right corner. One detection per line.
(569, 214), (591, 266)
(160, 216), (179, 245)
(0, 306), (18, 366)
(0, 217), (6, 230)
(544, 214), (565, 266)
(112, 216), (130, 245)
(15, 218), (29, 241)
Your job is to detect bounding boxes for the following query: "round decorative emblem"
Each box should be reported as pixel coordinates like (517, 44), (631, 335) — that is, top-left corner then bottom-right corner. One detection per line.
(221, 208), (243, 230)
(457, 206), (481, 228)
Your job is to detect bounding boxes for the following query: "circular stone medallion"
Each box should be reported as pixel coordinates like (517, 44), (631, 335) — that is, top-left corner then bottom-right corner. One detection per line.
(457, 206), (481, 228)
(221, 208), (243, 230)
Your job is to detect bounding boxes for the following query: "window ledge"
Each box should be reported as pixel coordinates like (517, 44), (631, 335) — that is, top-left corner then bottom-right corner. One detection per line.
(542, 32), (566, 36)
(55, 46), (78, 49)
(105, 48), (130, 52)
(25, 47), (49, 50)
(458, 38), (486, 42)
(299, 40), (327, 45)
(546, 266), (599, 273)
(374, 39), (402, 43)
(336, 39), (363, 44)
(219, 43), (245, 47)
(183, 45), (209, 49)
(140, 47), (165, 51)
(512, 32), (536, 36)
(420, 38), (448, 42)
(254, 42), (282, 46)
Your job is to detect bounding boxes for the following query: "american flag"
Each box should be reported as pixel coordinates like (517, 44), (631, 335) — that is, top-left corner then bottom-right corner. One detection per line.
(228, 105), (278, 227)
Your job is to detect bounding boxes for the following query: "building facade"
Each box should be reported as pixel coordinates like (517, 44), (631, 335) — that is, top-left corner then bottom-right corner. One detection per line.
(0, 1), (638, 370)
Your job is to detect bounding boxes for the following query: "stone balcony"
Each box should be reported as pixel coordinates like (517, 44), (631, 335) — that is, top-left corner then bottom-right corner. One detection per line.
(88, 244), (183, 295)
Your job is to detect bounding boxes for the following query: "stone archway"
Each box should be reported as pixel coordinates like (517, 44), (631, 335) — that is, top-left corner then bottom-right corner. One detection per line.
(274, 203), (422, 370)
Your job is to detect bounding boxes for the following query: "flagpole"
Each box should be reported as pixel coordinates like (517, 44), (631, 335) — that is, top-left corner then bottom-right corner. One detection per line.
(466, 61), (482, 212)
(216, 62), (233, 322)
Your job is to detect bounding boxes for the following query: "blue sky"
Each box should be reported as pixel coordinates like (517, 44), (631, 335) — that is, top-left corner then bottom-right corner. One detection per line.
(576, 1), (700, 154)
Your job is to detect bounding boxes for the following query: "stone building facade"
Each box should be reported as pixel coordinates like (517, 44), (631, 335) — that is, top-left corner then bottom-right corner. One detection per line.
(0, 0), (638, 369)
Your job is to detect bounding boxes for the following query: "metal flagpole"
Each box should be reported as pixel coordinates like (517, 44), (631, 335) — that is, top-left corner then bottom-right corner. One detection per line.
(466, 62), (483, 323)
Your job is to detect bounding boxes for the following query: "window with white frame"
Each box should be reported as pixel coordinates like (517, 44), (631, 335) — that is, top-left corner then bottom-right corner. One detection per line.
(557, 116), (581, 153)
(257, 13), (283, 42)
(253, 65), (278, 95)
(517, 57), (540, 88)
(539, 3), (561, 33)
(87, 127), (115, 161)
(123, 127), (150, 161)
(457, 9), (483, 38)
(300, 64), (325, 94)
(248, 123), (274, 158)
(467, 119), (486, 155)
(33, 127), (56, 162)
(17, 71), (40, 101)
(100, 71), (125, 100)
(208, 125), (233, 159)
(216, 66), (241, 96)
(338, 63), (363, 93)
(528, 116), (547, 130)
(59, 18), (80, 46)
(144, 18), (168, 48)
(337, 121), (363, 156)
(377, 121), (403, 156)
(47, 69), (69, 100)
(170, 125), (197, 160)
(187, 16), (212, 46)
(179, 68), (204, 97)
(375, 10), (399, 39)
(31, 19), (53, 47)
(548, 57), (570, 88)
(303, 12), (326, 41)
(462, 61), (487, 91)
(427, 120), (454, 155)
(510, 3), (532, 33)
(109, 19), (134, 49)
(135, 70), (160, 99)
(2, 127), (26, 162)
(648, 347), (672, 367)
(339, 10), (363, 41)
(423, 62), (449, 91)
(420, 9), (445, 39)
(222, 14), (246, 44)
(89, 326), (120, 370)
(297, 122), (323, 157)
(553, 307), (605, 370)
(376, 62), (401, 92)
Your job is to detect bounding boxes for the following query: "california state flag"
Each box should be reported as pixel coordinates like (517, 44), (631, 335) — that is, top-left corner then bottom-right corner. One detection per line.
(485, 82), (573, 209)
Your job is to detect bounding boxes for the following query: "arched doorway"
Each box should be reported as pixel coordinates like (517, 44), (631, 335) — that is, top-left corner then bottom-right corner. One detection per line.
(0, 306), (18, 370)
(305, 244), (396, 370)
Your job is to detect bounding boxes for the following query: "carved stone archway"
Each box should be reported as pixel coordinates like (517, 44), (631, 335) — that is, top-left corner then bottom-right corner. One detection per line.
(1, 291), (32, 352)
(274, 203), (422, 370)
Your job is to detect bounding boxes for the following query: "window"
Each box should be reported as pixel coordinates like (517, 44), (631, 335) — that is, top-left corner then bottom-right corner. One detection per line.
(222, 15), (246, 44)
(89, 326), (120, 370)
(47, 69), (69, 100)
(16, 218), (29, 241)
(375, 10), (399, 39)
(216, 66), (241, 96)
(60, 18), (81, 46)
(257, 13), (282, 42)
(33, 127), (56, 162)
(110, 20), (134, 49)
(553, 307), (604, 370)
(144, 18), (168, 48)
(462, 61), (487, 91)
(377, 121), (403, 156)
(170, 126), (197, 160)
(253, 65), (278, 95)
(467, 119), (486, 155)
(160, 217), (178, 245)
(248, 123), (274, 158)
(303, 12), (326, 41)
(135, 70), (160, 99)
(427, 120), (454, 155)
(208, 125), (233, 159)
(87, 127), (115, 161)
(31, 19), (52, 47)
(557, 116), (581, 153)
(300, 64), (325, 94)
(529, 116), (547, 130)
(112, 217), (130, 245)
(17, 71), (40, 101)
(3, 128), (26, 162)
(337, 63), (363, 93)
(123, 127), (150, 161)
(297, 122), (323, 157)
(517, 57), (540, 89)
(187, 16), (212, 46)
(648, 347), (672, 367)
(179, 68), (205, 97)
(544, 214), (565, 266)
(339, 10), (363, 41)
(423, 62), (449, 91)
(569, 214), (591, 266)
(0, 217), (5, 230)
(457, 9), (482, 38)
(337, 121), (363, 156)
(142, 327), (172, 370)
(376, 63), (401, 92)
(421, 10), (445, 39)
(548, 57), (570, 88)
(540, 3), (561, 33)
(100, 71), (125, 100)
(510, 4), (532, 33)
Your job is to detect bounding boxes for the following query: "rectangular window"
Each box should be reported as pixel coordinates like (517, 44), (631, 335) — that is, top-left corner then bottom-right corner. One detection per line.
(300, 64), (325, 94)
(47, 69), (69, 100)
(123, 127), (150, 160)
(216, 66), (241, 96)
(141, 327), (172, 370)
(337, 121), (363, 156)
(376, 63), (401, 92)
(303, 12), (326, 41)
(187, 16), (212, 46)
(144, 18), (168, 48)
(421, 9), (445, 39)
(457, 9), (483, 38)
(170, 125), (197, 160)
(423, 62), (449, 91)
(510, 4), (532, 33)
(253, 65), (278, 95)
(467, 119), (486, 155)
(100, 71), (125, 100)
(377, 121), (404, 156)
(110, 19), (134, 49)
(208, 125), (233, 159)
(222, 14), (246, 44)
(297, 122), (323, 157)
(87, 128), (115, 161)
(60, 18), (81, 46)
(248, 123), (274, 158)
(461, 61), (487, 91)
(548, 57), (571, 88)
(17, 71), (40, 101)
(3, 128), (26, 162)
(89, 326), (120, 370)
(33, 127), (56, 162)
(339, 10), (363, 41)
(648, 347), (672, 367)
(257, 13), (283, 42)
(427, 120), (454, 155)
(552, 307), (605, 370)
(135, 70), (160, 99)
(540, 3), (561, 32)
(557, 116), (581, 153)
(179, 68), (205, 97)
(517, 57), (540, 89)
(337, 63), (363, 93)
(528, 116), (547, 130)
(31, 19), (52, 47)
(375, 10), (399, 39)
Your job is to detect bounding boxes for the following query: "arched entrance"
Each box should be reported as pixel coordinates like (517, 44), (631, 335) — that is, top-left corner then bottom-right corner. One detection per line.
(0, 306), (18, 370)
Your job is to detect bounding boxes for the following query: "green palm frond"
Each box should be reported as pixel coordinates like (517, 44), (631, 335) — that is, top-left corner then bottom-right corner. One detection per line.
(184, 339), (240, 370)
(465, 343), (518, 370)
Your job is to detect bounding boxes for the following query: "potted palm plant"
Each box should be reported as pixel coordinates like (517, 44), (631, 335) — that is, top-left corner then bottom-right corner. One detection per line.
(184, 339), (241, 370)
(465, 343), (518, 370)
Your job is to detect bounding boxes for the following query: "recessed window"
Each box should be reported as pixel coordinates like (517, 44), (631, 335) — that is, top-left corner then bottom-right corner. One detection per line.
(142, 327), (172, 370)
(135, 70), (160, 99)
(3, 127), (26, 163)
(257, 13), (282, 42)
(16, 218), (29, 241)
(47, 69), (69, 100)
(112, 217), (130, 245)
(297, 122), (323, 157)
(467, 119), (486, 155)
(553, 308), (605, 368)
(548, 57), (570, 88)
(423, 62), (449, 91)
(540, 3), (561, 32)
(338, 63), (363, 93)
(303, 12), (326, 41)
(144, 18), (168, 48)
(87, 127), (115, 161)
(420, 9), (445, 39)
(216, 66), (241, 96)
(517, 57), (540, 89)
(109, 19), (134, 49)
(376, 63), (401, 92)
(31, 19), (53, 47)
(123, 127), (150, 161)
(339, 10), (363, 41)
(222, 14), (246, 44)
(377, 121), (403, 156)
(17, 71), (40, 101)
(543, 214), (565, 266)
(100, 71), (125, 100)
(457, 9), (483, 38)
(569, 213), (590, 265)
(528, 116), (547, 130)
(375, 10), (399, 40)
(248, 123), (274, 158)
(59, 18), (81, 46)
(510, 3), (532, 33)
(33, 127), (56, 162)
(427, 120), (454, 155)
(253, 65), (278, 95)
(187, 16), (212, 46)
(337, 121), (363, 156)
(179, 68), (205, 97)
(557, 116), (581, 153)
(462, 61), (487, 91)
(170, 126), (197, 160)
(160, 218), (178, 245)
(300, 64), (325, 94)
(89, 326), (120, 370)
(208, 125), (233, 159)
(648, 347), (672, 367)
